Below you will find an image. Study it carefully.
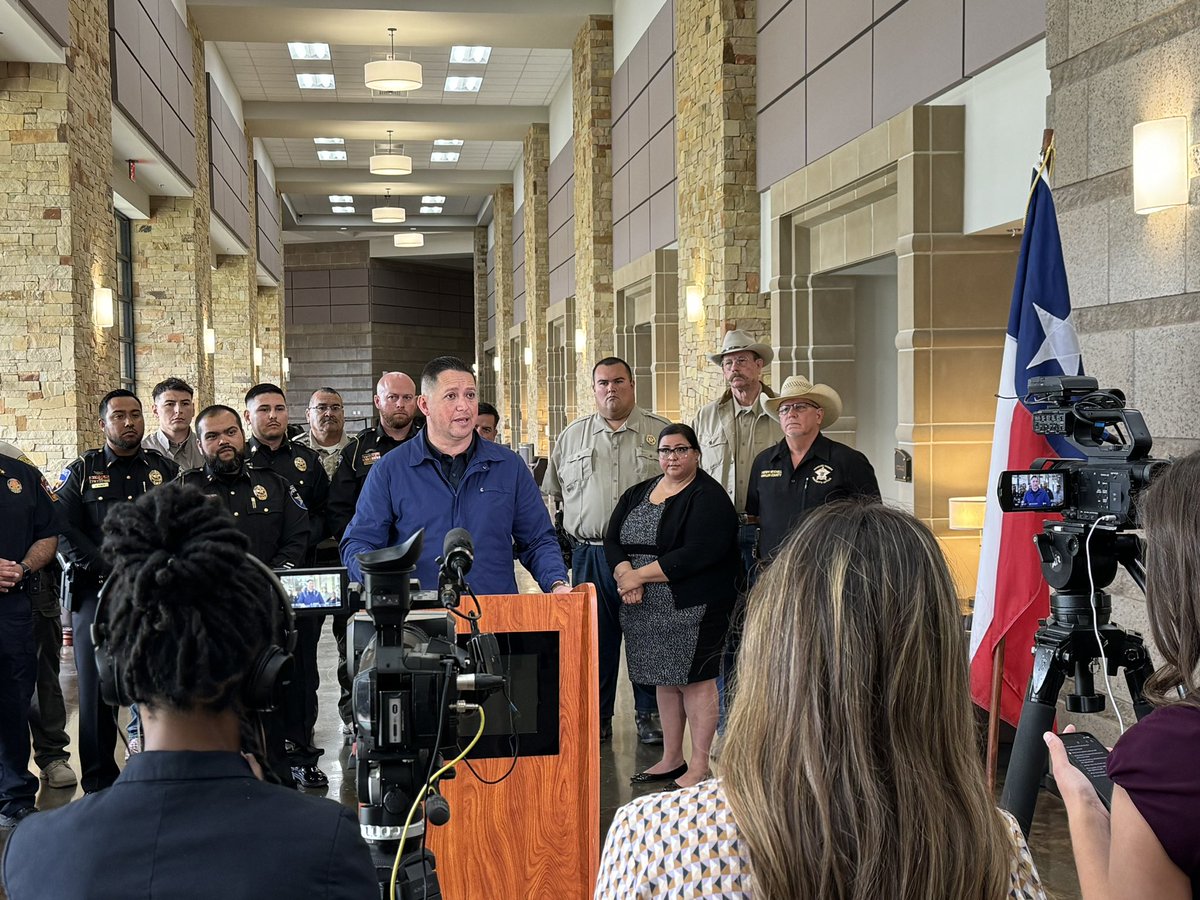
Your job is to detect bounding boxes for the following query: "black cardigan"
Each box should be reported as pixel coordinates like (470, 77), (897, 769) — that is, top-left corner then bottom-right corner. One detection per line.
(604, 468), (740, 610)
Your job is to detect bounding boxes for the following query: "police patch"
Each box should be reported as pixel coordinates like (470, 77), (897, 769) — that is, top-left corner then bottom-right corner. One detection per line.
(288, 484), (307, 510)
(148, 470), (163, 486)
(293, 456), (308, 473)
(6, 478), (21, 494)
(253, 484), (268, 501)
(813, 464), (833, 484)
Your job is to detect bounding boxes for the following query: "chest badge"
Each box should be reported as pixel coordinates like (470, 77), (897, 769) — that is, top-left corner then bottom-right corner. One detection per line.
(645, 434), (655, 446)
(362, 450), (381, 466)
(294, 456), (308, 473)
(813, 464), (834, 484)
(6, 478), (21, 494)
(148, 470), (163, 486)
(253, 484), (268, 501)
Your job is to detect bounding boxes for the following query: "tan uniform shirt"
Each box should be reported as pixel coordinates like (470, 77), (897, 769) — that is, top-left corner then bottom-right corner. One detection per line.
(142, 429), (205, 472)
(542, 406), (671, 542)
(295, 431), (351, 479)
(693, 391), (781, 514)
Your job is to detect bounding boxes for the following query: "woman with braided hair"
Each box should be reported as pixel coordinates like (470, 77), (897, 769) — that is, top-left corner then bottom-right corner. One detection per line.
(2, 484), (377, 900)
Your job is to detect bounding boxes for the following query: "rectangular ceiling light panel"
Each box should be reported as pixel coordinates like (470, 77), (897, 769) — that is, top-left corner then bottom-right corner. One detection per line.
(331, 206), (355, 214)
(317, 150), (347, 161)
(449, 46), (491, 64)
(430, 151), (460, 162)
(444, 76), (482, 92)
(420, 206), (443, 214)
(329, 195), (353, 203)
(433, 139), (464, 146)
(288, 42), (330, 60)
(313, 137), (344, 145)
(297, 73), (336, 89)
(421, 195), (446, 204)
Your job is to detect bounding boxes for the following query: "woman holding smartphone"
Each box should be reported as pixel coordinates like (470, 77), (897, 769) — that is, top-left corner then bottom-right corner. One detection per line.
(1045, 451), (1200, 899)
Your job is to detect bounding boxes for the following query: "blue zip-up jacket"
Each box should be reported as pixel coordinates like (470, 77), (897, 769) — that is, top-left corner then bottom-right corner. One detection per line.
(339, 433), (567, 594)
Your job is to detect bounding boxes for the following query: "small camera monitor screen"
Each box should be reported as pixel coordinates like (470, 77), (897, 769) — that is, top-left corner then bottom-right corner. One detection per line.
(1011, 471), (1065, 510)
(275, 567), (349, 617)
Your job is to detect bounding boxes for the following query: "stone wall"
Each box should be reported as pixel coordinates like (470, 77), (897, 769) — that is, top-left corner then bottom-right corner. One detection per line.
(674, 0), (762, 422)
(522, 123), (551, 452)
(472, 224), (489, 396)
(491, 186), (516, 430)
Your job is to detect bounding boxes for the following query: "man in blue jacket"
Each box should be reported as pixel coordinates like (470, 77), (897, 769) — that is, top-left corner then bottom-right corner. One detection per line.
(341, 356), (571, 596)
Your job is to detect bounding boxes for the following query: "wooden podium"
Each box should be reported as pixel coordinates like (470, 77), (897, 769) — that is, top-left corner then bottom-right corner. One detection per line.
(426, 585), (600, 899)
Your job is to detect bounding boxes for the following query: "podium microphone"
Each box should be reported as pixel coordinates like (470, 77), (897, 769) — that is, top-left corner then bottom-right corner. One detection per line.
(442, 528), (474, 582)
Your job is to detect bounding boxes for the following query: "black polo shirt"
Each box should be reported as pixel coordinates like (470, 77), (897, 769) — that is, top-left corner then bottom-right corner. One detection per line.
(746, 432), (880, 562)
(423, 430), (476, 492)
(0, 456), (60, 590)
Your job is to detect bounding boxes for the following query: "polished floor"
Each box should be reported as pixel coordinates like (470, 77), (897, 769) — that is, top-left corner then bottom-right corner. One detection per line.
(7, 605), (1083, 900)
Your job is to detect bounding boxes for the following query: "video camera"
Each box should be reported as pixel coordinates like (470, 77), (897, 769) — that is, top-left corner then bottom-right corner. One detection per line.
(350, 528), (505, 899)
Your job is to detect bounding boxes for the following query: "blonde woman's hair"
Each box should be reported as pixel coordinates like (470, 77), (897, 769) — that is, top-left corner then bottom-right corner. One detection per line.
(718, 501), (1014, 900)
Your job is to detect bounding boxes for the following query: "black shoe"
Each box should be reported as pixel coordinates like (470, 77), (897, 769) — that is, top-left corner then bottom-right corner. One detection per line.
(636, 712), (664, 745)
(291, 765), (328, 789)
(599, 718), (613, 743)
(631, 763), (687, 784)
(0, 807), (37, 829)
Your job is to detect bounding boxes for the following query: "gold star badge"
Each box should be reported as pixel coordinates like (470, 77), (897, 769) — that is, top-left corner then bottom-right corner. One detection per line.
(294, 456), (308, 472)
(148, 470), (163, 486)
(253, 484), (268, 501)
(6, 478), (22, 494)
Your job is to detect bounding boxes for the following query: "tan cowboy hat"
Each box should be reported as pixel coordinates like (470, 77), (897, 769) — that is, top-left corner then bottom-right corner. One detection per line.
(707, 329), (775, 366)
(764, 374), (842, 427)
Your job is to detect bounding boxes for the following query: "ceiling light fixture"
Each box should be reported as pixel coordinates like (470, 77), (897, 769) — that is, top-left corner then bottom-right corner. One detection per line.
(449, 46), (491, 64)
(331, 206), (355, 213)
(328, 195), (353, 203)
(313, 137), (344, 145)
(288, 42), (330, 60)
(393, 232), (424, 248)
(444, 76), (482, 93)
(364, 27), (423, 92)
(433, 139), (463, 147)
(421, 195), (446, 204)
(296, 73), (335, 90)
(372, 188), (406, 224)
(317, 150), (347, 161)
(370, 129), (412, 176)
(420, 206), (443, 214)
(430, 151), (459, 163)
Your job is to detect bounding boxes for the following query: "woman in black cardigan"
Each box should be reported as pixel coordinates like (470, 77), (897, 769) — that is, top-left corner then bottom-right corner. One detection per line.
(605, 423), (740, 789)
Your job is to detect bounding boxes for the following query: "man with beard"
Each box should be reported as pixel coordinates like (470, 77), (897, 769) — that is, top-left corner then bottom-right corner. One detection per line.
(57, 390), (178, 792)
(142, 378), (204, 472)
(179, 405), (308, 787)
(296, 387), (349, 481)
(243, 384), (330, 789)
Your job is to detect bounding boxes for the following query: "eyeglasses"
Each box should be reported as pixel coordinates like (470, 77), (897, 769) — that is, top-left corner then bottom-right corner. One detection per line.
(308, 404), (344, 414)
(656, 446), (695, 458)
(776, 402), (820, 417)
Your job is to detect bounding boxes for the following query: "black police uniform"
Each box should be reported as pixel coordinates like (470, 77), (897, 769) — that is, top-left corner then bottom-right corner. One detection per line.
(325, 421), (421, 728)
(245, 436), (330, 776)
(0, 456), (59, 819)
(746, 432), (881, 563)
(57, 445), (178, 792)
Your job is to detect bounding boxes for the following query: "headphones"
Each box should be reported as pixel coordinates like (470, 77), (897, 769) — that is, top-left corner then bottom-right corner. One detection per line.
(93, 554), (297, 713)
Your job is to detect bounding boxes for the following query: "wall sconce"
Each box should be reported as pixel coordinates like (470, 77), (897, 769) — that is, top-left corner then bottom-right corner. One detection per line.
(92, 287), (114, 328)
(523, 346), (532, 367)
(948, 496), (987, 532)
(574, 328), (586, 354)
(203, 327), (216, 355)
(685, 284), (704, 323)
(282, 357), (291, 379)
(1133, 116), (1189, 214)
(492, 355), (501, 373)
(253, 345), (263, 367)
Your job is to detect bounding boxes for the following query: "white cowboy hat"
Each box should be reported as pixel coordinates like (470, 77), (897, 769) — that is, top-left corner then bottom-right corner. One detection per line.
(707, 329), (775, 367)
(764, 374), (843, 427)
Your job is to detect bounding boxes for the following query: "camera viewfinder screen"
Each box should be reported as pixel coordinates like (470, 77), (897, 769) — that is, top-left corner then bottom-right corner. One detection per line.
(279, 572), (344, 611)
(1010, 472), (1065, 510)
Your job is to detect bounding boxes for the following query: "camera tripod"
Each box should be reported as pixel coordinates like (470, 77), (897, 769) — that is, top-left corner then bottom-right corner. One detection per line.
(999, 523), (1155, 836)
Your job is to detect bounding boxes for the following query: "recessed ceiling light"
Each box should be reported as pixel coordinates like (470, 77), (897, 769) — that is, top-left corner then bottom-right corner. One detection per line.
(317, 150), (346, 161)
(433, 139), (463, 147)
(420, 206), (443, 214)
(331, 206), (355, 214)
(313, 137), (344, 145)
(288, 42), (330, 60)
(444, 76), (482, 93)
(449, 46), (491, 64)
(329, 195), (353, 203)
(430, 151), (459, 163)
(421, 195), (446, 204)
(297, 73), (336, 89)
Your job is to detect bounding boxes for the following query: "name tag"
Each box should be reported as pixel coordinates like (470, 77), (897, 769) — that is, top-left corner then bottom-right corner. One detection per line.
(362, 450), (381, 466)
(760, 469), (783, 479)
(88, 475), (111, 489)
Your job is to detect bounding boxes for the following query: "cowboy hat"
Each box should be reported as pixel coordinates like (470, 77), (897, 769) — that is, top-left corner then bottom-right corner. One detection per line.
(707, 329), (775, 366)
(764, 374), (842, 427)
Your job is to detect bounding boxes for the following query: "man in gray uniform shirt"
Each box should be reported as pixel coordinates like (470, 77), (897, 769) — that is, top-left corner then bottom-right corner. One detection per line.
(142, 378), (205, 472)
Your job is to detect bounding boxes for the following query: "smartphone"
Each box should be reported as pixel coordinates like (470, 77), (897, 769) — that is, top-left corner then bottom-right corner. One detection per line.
(1057, 731), (1114, 810)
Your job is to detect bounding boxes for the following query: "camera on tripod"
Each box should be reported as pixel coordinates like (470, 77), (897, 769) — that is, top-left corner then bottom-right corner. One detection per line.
(349, 528), (506, 899)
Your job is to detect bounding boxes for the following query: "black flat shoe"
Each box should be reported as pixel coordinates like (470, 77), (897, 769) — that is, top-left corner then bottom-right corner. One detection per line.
(630, 763), (687, 784)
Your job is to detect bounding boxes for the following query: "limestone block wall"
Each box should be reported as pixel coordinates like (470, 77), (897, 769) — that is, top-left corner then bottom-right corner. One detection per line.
(523, 123), (551, 453)
(492, 185), (516, 433)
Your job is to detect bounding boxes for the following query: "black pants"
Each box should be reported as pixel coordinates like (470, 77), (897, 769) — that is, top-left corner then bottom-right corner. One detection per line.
(282, 616), (322, 765)
(29, 608), (69, 769)
(0, 591), (37, 813)
(331, 613), (352, 726)
(72, 591), (120, 792)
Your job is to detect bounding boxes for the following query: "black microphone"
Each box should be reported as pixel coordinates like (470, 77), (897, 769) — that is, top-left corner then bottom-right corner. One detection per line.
(441, 528), (474, 583)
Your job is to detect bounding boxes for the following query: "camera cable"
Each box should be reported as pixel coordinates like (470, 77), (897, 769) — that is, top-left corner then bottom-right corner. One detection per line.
(1085, 515), (1126, 734)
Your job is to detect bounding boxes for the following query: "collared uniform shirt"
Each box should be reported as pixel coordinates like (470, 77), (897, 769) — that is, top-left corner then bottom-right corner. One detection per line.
(0, 454), (60, 581)
(142, 429), (205, 473)
(56, 446), (179, 580)
(294, 431), (351, 480)
(327, 422), (421, 539)
(543, 406), (670, 542)
(177, 464), (309, 567)
(693, 392), (781, 514)
(746, 432), (880, 562)
(246, 436), (330, 554)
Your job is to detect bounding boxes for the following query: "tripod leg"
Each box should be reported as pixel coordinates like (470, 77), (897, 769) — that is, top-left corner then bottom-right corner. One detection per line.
(1120, 633), (1154, 722)
(1000, 642), (1066, 837)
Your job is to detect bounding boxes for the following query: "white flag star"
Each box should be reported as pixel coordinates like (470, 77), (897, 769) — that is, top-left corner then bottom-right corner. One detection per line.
(1026, 303), (1082, 375)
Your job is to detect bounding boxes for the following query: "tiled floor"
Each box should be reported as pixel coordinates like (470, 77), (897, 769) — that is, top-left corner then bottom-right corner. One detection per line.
(11, 608), (1083, 899)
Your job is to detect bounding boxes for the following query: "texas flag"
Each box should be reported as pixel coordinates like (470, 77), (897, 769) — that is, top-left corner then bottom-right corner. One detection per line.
(968, 169), (1084, 725)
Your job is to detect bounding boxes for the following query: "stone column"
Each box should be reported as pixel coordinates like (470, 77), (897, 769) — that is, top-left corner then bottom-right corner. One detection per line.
(491, 186), (515, 428)
(258, 284), (284, 384)
(522, 123), (551, 453)
(472, 224), (489, 381)
(674, 0), (761, 423)
(211, 255), (256, 410)
(572, 15), (614, 408)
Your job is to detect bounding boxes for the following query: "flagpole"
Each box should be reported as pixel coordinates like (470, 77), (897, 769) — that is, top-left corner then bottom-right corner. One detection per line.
(984, 127), (1055, 796)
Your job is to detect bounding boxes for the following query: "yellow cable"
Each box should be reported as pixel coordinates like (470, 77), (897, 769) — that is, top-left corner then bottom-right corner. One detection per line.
(389, 707), (487, 900)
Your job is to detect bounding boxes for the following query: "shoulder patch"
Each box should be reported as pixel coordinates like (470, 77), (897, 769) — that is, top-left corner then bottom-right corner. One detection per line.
(288, 483), (307, 510)
(39, 475), (58, 501)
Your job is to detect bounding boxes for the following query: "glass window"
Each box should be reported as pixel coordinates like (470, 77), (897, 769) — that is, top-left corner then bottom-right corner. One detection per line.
(114, 213), (135, 391)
